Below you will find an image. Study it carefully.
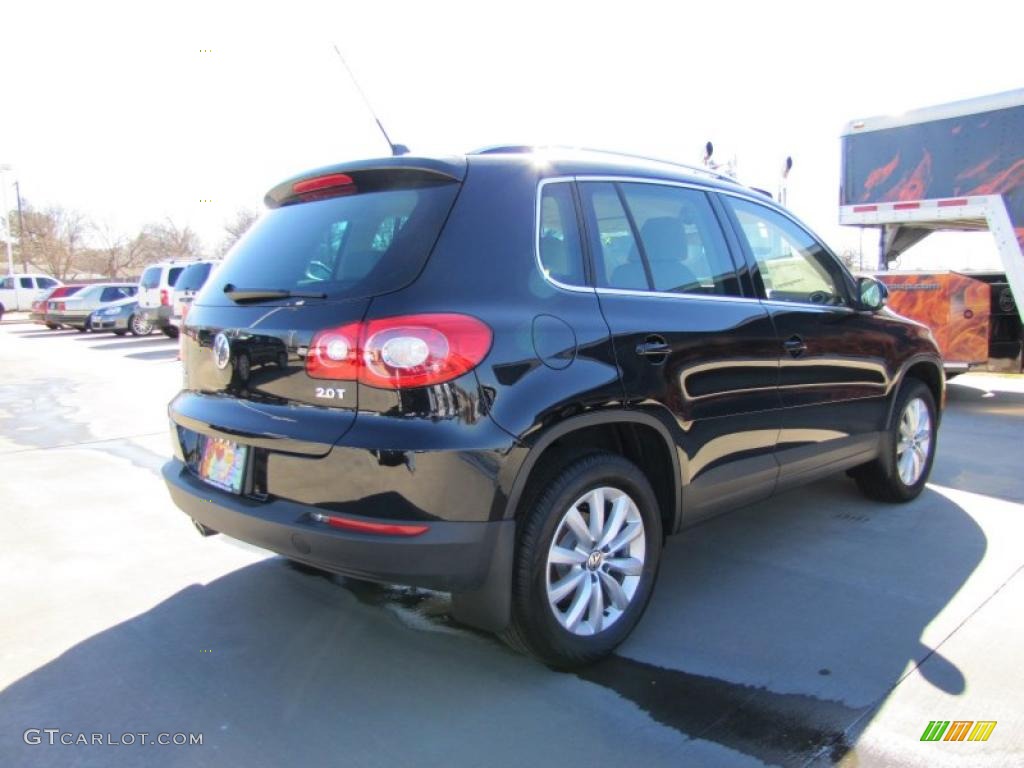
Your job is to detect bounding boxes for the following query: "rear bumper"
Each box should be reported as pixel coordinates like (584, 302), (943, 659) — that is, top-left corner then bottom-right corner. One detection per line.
(49, 313), (89, 328)
(162, 459), (512, 593)
(141, 305), (172, 326)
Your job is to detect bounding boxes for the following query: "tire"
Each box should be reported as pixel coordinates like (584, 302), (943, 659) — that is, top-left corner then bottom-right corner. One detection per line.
(852, 379), (937, 502)
(162, 325), (179, 339)
(113, 329), (128, 336)
(130, 314), (152, 337)
(76, 325), (88, 333)
(502, 452), (662, 669)
(46, 323), (59, 330)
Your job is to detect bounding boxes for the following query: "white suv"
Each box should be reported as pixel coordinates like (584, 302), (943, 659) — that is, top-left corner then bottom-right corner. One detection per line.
(137, 261), (195, 338)
(0, 274), (62, 320)
(169, 260), (220, 330)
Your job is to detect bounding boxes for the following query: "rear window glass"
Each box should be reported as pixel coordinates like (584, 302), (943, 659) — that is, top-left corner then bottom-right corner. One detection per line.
(200, 182), (459, 304)
(176, 262), (212, 291)
(168, 267), (185, 287)
(140, 267), (160, 289)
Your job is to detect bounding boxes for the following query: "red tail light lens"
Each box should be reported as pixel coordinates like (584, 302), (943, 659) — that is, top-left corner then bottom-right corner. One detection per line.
(291, 173), (357, 203)
(307, 314), (492, 389)
(160, 289), (170, 306)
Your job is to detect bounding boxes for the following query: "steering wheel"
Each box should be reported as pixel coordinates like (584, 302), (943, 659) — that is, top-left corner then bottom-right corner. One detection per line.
(305, 260), (332, 281)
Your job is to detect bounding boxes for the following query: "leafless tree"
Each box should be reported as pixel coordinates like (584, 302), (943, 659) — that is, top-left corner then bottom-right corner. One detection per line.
(15, 204), (88, 280)
(218, 207), (259, 256)
(144, 218), (204, 261)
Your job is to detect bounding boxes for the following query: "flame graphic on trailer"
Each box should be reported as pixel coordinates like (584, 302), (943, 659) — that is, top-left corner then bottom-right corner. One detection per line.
(839, 89), (1024, 373)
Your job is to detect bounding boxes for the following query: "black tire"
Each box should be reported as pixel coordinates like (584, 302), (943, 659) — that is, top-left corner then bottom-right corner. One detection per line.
(113, 329), (128, 336)
(46, 323), (59, 330)
(852, 379), (937, 502)
(502, 452), (662, 669)
(76, 325), (88, 333)
(162, 326), (179, 339)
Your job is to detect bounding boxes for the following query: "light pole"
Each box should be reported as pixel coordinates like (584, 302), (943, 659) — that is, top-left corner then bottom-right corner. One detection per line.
(0, 164), (13, 275)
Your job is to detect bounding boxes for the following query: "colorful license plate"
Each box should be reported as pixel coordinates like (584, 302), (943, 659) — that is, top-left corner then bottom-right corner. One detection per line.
(197, 436), (249, 494)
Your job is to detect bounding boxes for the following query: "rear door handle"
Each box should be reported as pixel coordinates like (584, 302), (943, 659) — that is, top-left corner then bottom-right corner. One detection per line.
(636, 336), (670, 360)
(783, 335), (807, 358)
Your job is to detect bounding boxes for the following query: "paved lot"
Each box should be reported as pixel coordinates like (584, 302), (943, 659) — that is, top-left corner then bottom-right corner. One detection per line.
(1, 320), (1022, 767)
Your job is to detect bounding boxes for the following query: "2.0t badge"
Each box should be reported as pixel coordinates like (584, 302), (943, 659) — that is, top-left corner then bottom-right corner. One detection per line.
(213, 332), (231, 370)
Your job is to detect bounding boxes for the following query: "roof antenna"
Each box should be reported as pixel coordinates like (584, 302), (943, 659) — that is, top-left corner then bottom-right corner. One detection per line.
(331, 44), (409, 156)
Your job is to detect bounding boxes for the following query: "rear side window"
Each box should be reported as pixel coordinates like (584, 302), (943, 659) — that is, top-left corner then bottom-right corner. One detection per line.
(140, 267), (160, 289)
(38, 277), (57, 289)
(20, 277), (33, 289)
(202, 182), (459, 304)
(168, 267), (185, 287)
(580, 182), (741, 296)
(100, 287), (121, 302)
(538, 183), (585, 286)
(176, 263), (212, 291)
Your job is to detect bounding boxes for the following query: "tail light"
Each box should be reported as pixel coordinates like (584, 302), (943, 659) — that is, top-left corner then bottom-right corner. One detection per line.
(307, 313), (492, 389)
(160, 289), (170, 306)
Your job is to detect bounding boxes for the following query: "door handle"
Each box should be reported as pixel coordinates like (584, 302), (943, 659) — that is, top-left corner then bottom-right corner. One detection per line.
(783, 335), (807, 358)
(636, 336), (670, 361)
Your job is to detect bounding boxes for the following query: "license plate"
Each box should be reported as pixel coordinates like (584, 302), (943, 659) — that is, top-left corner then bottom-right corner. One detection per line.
(197, 437), (249, 494)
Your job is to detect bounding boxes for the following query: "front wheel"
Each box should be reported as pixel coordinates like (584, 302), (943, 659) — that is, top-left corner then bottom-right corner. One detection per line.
(852, 379), (937, 502)
(502, 452), (662, 668)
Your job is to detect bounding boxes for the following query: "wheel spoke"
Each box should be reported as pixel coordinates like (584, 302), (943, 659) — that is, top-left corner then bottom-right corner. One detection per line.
(588, 576), (604, 632)
(549, 568), (585, 603)
(564, 507), (593, 546)
(596, 495), (629, 550)
(564, 576), (592, 631)
(598, 570), (630, 610)
(605, 557), (643, 576)
(549, 546), (587, 566)
(587, 488), (605, 542)
(606, 522), (643, 555)
(898, 449), (915, 484)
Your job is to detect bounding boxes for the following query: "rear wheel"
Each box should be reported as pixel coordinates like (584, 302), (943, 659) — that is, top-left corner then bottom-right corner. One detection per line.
(162, 325), (179, 339)
(852, 379), (937, 502)
(45, 323), (59, 330)
(502, 452), (662, 668)
(113, 329), (128, 336)
(130, 314), (152, 336)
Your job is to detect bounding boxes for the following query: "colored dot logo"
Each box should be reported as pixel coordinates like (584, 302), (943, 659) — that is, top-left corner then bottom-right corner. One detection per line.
(199, 49), (213, 53)
(199, 199), (213, 203)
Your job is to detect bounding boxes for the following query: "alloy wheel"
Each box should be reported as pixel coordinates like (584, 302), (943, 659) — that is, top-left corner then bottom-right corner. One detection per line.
(545, 486), (646, 636)
(896, 396), (932, 486)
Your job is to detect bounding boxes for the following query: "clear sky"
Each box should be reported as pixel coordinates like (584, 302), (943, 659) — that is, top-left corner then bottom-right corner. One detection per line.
(2, 0), (1021, 270)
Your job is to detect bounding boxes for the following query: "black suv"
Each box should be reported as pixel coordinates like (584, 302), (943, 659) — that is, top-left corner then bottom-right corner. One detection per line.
(162, 148), (943, 667)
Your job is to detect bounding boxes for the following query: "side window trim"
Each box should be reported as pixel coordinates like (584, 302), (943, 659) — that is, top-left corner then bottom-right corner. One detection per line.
(613, 183), (655, 291)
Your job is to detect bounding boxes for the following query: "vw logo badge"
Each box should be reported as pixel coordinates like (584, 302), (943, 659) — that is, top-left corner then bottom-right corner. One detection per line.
(213, 332), (231, 370)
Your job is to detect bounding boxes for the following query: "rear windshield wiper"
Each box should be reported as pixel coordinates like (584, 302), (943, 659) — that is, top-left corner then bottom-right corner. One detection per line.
(223, 284), (327, 303)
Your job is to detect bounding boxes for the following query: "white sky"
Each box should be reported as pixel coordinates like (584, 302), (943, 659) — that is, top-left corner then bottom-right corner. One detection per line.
(2, 0), (1021, 270)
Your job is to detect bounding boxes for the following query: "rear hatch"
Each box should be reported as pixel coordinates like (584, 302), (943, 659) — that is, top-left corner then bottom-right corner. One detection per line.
(173, 262), (215, 320)
(177, 159), (465, 454)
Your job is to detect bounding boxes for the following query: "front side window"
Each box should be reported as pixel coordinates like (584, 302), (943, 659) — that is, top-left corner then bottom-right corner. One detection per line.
(38, 277), (57, 289)
(538, 183), (585, 286)
(726, 197), (848, 306)
(20, 277), (33, 289)
(580, 181), (741, 296)
(2, 277), (13, 290)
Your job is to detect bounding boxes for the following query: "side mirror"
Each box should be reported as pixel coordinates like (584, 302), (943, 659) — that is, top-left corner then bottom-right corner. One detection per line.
(856, 276), (888, 311)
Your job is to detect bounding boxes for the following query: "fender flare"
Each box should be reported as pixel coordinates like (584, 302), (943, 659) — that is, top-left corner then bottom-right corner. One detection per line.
(502, 408), (683, 531)
(887, 354), (945, 428)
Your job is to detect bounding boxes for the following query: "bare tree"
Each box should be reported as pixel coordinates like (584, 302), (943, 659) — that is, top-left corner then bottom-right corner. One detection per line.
(219, 207), (259, 256)
(15, 204), (88, 280)
(144, 218), (204, 261)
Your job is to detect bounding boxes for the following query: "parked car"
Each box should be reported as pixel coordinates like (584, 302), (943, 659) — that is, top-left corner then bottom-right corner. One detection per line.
(89, 299), (153, 336)
(36, 285), (87, 328)
(170, 260), (219, 330)
(49, 283), (138, 331)
(161, 149), (945, 668)
(0, 273), (61, 320)
(138, 261), (192, 338)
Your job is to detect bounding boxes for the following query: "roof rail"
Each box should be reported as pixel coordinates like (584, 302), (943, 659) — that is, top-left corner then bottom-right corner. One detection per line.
(469, 144), (742, 186)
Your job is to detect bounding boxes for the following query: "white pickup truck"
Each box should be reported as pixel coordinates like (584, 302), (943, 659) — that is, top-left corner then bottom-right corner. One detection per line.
(0, 274), (62, 320)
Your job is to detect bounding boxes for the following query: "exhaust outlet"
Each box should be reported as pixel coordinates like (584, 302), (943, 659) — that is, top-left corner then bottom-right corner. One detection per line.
(192, 519), (219, 537)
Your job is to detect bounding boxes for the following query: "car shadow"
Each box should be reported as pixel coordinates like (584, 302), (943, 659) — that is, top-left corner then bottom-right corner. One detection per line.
(89, 338), (176, 351)
(124, 349), (179, 361)
(0, 480), (984, 767)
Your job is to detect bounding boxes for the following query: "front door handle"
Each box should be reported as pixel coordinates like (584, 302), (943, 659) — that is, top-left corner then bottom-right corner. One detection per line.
(783, 335), (807, 358)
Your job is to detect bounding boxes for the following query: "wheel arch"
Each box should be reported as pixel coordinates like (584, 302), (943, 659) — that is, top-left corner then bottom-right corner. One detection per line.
(889, 354), (945, 428)
(503, 410), (683, 536)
